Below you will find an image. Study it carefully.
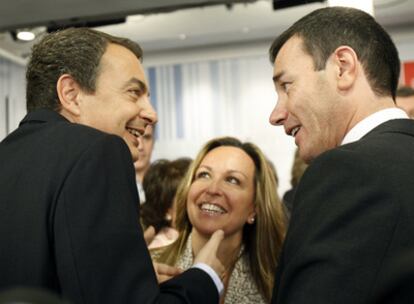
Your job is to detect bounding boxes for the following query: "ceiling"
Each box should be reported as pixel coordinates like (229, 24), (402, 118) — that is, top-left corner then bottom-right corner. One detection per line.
(1, 0), (414, 64)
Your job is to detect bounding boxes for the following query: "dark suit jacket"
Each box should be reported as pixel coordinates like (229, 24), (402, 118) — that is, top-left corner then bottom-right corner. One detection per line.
(272, 119), (414, 304)
(369, 249), (414, 304)
(0, 110), (218, 304)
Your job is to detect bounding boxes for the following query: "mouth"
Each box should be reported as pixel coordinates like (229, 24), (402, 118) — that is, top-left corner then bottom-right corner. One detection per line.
(288, 126), (301, 137)
(126, 126), (144, 138)
(198, 202), (227, 215)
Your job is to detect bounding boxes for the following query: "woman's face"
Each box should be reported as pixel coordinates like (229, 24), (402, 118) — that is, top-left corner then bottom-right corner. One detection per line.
(187, 146), (256, 239)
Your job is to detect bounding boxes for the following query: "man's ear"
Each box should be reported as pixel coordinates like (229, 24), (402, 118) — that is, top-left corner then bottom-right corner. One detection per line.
(56, 74), (82, 116)
(332, 46), (358, 91)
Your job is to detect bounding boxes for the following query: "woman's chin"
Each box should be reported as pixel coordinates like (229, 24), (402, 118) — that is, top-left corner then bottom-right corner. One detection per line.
(193, 225), (225, 238)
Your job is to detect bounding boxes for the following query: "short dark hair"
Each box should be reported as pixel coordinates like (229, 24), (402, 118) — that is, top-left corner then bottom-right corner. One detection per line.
(26, 28), (143, 112)
(269, 7), (400, 99)
(141, 158), (192, 233)
(396, 86), (414, 97)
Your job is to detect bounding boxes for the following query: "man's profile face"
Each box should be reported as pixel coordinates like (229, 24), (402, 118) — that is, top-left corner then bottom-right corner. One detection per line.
(134, 125), (155, 174)
(76, 43), (157, 161)
(396, 95), (414, 119)
(269, 36), (349, 163)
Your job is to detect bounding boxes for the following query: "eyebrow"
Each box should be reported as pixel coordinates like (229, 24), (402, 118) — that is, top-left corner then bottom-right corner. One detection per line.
(197, 165), (249, 179)
(272, 70), (285, 84)
(228, 169), (248, 179)
(123, 77), (150, 96)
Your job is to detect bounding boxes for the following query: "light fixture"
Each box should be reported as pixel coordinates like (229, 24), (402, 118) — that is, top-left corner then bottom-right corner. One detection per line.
(16, 29), (36, 41)
(11, 26), (46, 42)
(327, 0), (374, 16)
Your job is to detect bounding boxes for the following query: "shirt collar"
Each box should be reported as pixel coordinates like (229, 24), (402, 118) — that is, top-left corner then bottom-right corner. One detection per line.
(341, 108), (409, 145)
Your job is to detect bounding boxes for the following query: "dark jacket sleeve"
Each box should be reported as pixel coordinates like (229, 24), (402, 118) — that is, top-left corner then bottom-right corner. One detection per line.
(272, 148), (400, 304)
(52, 134), (218, 304)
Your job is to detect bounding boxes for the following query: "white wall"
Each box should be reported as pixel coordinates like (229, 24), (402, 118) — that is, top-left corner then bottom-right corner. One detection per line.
(0, 58), (26, 140)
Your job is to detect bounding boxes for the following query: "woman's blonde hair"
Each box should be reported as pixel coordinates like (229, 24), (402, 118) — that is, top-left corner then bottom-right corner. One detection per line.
(155, 136), (286, 302)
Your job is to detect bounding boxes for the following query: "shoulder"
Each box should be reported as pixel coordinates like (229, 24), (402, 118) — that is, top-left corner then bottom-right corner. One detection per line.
(51, 123), (130, 161)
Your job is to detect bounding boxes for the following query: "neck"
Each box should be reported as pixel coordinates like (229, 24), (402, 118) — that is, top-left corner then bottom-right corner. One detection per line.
(59, 108), (77, 123)
(343, 75), (397, 135)
(191, 228), (242, 272)
(135, 170), (146, 183)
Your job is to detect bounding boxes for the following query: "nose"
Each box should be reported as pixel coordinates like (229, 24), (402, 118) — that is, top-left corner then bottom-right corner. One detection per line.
(205, 178), (223, 196)
(140, 95), (158, 126)
(269, 99), (288, 126)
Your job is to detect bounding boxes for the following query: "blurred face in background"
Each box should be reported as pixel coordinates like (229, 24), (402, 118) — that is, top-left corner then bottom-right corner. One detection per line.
(134, 125), (155, 178)
(396, 95), (414, 118)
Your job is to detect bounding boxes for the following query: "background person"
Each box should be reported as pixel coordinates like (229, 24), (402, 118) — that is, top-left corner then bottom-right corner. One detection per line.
(396, 86), (414, 118)
(282, 148), (307, 219)
(141, 157), (192, 249)
(268, 6), (414, 304)
(153, 136), (286, 304)
(134, 124), (155, 203)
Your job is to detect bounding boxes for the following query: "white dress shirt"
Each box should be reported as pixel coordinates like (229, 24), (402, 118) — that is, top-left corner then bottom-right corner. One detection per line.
(341, 108), (408, 145)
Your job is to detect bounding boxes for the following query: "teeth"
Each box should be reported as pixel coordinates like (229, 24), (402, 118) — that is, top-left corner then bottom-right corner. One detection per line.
(200, 203), (226, 214)
(291, 127), (300, 137)
(126, 127), (140, 137)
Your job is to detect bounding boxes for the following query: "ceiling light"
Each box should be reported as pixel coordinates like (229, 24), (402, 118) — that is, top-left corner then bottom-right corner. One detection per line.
(16, 30), (36, 41)
(327, 0), (374, 16)
(178, 33), (187, 40)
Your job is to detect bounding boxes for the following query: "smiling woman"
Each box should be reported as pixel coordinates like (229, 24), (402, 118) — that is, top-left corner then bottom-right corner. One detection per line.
(151, 136), (286, 304)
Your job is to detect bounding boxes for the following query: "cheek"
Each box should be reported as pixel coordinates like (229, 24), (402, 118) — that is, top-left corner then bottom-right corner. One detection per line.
(232, 192), (255, 214)
(186, 183), (201, 209)
(187, 184), (197, 202)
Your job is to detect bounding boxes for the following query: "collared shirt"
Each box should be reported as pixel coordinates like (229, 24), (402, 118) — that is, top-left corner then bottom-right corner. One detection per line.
(136, 182), (146, 204)
(341, 108), (409, 145)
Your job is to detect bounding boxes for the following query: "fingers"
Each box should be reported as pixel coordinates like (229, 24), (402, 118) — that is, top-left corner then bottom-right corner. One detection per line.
(154, 262), (183, 276)
(205, 229), (225, 254)
(194, 229), (224, 265)
(157, 274), (174, 284)
(153, 262), (183, 284)
(143, 226), (156, 245)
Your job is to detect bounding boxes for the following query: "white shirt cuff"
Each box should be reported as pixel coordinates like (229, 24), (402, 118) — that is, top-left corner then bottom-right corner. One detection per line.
(192, 263), (224, 296)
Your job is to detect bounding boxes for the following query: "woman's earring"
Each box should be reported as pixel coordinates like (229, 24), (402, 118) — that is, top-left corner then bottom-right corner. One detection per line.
(248, 217), (255, 224)
(165, 214), (172, 221)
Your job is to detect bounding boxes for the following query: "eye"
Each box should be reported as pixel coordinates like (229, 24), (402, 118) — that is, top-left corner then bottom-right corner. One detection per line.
(226, 176), (240, 185)
(195, 170), (210, 179)
(281, 82), (292, 93)
(128, 88), (143, 98)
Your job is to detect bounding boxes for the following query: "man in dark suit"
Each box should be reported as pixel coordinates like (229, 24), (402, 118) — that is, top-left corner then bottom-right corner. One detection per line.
(0, 28), (224, 304)
(268, 7), (414, 304)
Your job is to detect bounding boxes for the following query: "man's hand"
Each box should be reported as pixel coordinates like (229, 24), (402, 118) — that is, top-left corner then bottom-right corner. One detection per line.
(153, 262), (183, 283)
(143, 226), (155, 245)
(194, 230), (225, 280)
